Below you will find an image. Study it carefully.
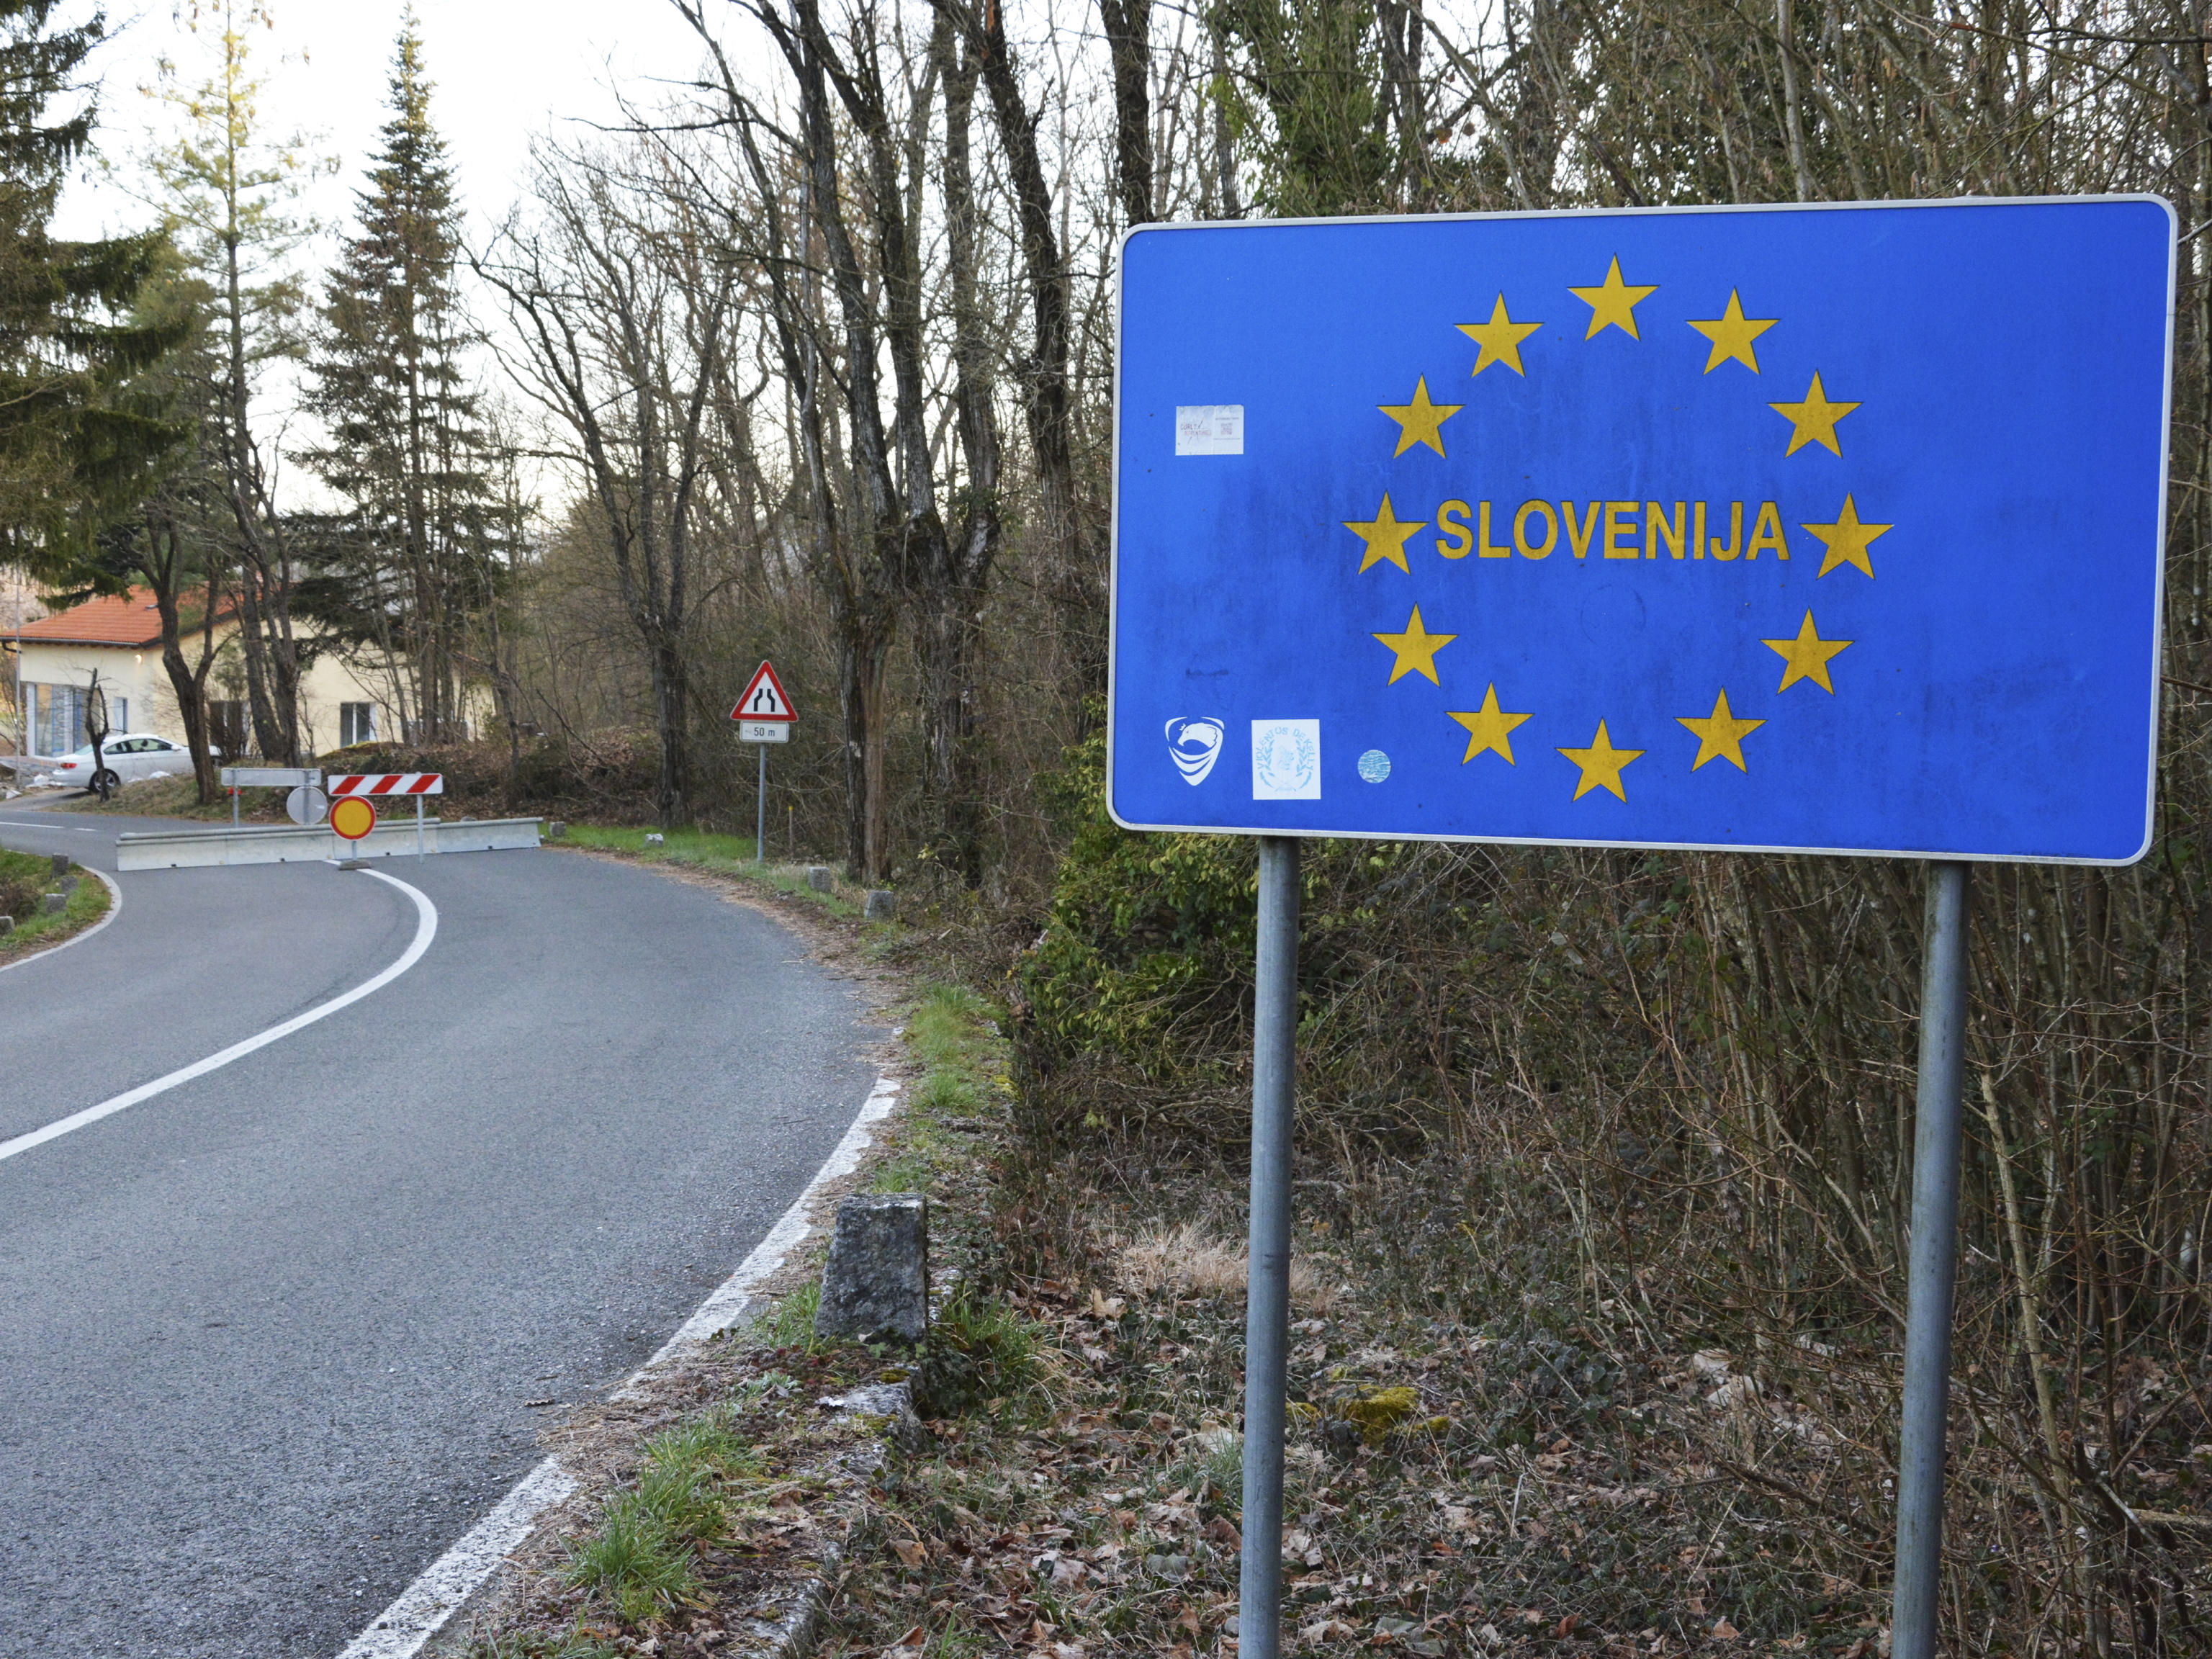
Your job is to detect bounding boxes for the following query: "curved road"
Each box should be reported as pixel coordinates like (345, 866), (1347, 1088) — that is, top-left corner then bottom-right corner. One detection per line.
(0, 804), (883, 1657)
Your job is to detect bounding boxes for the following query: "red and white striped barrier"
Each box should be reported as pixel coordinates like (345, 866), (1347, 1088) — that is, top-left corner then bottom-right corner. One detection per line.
(327, 773), (444, 797)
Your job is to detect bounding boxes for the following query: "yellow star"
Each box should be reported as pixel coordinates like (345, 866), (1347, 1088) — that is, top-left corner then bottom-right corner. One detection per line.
(1768, 372), (1860, 456)
(1568, 256), (1658, 339)
(1800, 494), (1891, 579)
(1344, 493), (1426, 573)
(1763, 611), (1853, 693)
(1456, 295), (1544, 377)
(1377, 377), (1463, 458)
(1372, 604), (1457, 685)
(1686, 289), (1778, 373)
(1676, 688), (1766, 771)
(1448, 684), (1532, 763)
(1557, 720), (1643, 801)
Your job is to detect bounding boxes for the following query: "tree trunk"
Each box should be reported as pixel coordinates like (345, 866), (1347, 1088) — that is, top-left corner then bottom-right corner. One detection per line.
(1097, 0), (1155, 226)
(649, 629), (690, 830)
(914, 577), (985, 886)
(971, 4), (1101, 701)
(142, 521), (222, 803)
(839, 614), (893, 881)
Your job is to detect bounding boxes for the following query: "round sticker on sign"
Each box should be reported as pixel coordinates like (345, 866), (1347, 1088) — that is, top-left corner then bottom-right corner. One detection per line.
(329, 794), (377, 841)
(1357, 749), (1391, 783)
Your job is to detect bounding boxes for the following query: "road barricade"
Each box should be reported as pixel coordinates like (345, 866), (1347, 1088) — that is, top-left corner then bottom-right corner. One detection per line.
(115, 816), (542, 871)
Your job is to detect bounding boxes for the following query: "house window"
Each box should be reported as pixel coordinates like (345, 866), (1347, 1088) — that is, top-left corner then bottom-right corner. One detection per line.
(27, 683), (99, 755)
(339, 702), (377, 746)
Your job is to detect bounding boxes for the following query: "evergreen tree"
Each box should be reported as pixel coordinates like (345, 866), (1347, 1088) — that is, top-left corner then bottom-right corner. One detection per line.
(142, 0), (321, 763)
(90, 252), (235, 800)
(302, 22), (498, 743)
(0, 0), (183, 577)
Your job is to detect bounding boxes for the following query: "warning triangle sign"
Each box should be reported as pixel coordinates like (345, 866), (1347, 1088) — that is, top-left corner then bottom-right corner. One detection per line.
(732, 660), (796, 722)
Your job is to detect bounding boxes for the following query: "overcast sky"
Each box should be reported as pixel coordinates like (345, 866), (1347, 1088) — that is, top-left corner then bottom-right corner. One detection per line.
(59, 1), (742, 244)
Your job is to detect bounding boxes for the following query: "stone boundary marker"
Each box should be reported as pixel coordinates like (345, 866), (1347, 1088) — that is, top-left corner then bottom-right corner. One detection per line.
(815, 1193), (929, 1344)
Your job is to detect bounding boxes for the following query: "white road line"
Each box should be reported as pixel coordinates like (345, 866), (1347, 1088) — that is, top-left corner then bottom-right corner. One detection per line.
(0, 866), (123, 976)
(332, 1460), (577, 1659)
(338, 1074), (904, 1659)
(0, 868), (436, 1166)
(0, 818), (97, 830)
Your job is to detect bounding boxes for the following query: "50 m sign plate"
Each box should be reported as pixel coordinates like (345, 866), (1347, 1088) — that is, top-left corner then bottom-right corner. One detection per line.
(1107, 199), (2174, 864)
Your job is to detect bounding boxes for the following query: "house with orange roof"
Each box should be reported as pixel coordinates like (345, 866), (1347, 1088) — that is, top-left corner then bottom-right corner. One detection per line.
(7, 587), (397, 762)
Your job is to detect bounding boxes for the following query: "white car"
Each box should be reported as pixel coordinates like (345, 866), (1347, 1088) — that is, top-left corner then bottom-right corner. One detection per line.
(42, 733), (210, 791)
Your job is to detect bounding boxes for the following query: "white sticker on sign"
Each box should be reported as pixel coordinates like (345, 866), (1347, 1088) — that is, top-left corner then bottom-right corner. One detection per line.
(1251, 719), (1321, 800)
(1175, 405), (1244, 455)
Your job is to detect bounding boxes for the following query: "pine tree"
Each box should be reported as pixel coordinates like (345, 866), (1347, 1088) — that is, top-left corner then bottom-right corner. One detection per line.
(142, 0), (322, 764)
(0, 0), (184, 576)
(302, 22), (498, 743)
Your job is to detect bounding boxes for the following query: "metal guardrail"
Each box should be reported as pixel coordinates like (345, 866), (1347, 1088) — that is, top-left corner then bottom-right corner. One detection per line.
(114, 817), (543, 872)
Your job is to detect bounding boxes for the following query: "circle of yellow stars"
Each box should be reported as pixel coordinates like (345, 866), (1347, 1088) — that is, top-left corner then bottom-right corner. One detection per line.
(1341, 256), (1886, 804)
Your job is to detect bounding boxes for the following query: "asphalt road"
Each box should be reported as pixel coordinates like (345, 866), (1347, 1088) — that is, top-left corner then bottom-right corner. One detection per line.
(0, 802), (883, 1657)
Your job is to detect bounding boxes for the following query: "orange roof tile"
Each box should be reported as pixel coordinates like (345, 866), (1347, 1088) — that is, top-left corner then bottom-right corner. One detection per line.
(14, 588), (179, 647)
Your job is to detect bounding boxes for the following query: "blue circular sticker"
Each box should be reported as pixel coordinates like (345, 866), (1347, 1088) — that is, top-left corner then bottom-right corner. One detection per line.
(1357, 749), (1391, 783)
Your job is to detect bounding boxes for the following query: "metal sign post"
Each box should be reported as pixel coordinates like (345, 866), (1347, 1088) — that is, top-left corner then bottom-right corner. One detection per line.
(1109, 199), (2172, 1659)
(220, 765), (320, 830)
(732, 660), (796, 863)
(1892, 862), (1972, 1659)
(1239, 837), (1299, 1659)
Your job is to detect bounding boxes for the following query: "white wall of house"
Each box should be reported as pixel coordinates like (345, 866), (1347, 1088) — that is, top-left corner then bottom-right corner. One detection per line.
(17, 642), (163, 755)
(15, 634), (404, 760)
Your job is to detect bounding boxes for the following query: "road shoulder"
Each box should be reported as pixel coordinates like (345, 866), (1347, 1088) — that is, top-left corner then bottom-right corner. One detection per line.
(0, 853), (116, 969)
(342, 848), (937, 1656)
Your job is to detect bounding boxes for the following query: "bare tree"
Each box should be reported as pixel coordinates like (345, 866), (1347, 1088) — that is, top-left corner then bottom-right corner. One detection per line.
(478, 150), (736, 829)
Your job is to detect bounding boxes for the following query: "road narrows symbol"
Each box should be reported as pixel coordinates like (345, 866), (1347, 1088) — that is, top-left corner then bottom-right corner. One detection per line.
(731, 660), (796, 724)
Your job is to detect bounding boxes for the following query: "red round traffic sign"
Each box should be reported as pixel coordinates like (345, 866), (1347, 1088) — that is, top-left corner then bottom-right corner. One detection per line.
(329, 794), (377, 841)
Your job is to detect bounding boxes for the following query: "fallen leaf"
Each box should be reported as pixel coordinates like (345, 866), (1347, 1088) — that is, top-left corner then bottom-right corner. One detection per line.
(886, 1627), (925, 1651)
(889, 1539), (926, 1568)
(1090, 1289), (1126, 1318)
(1553, 1614), (1581, 1637)
(1713, 1617), (1740, 1639)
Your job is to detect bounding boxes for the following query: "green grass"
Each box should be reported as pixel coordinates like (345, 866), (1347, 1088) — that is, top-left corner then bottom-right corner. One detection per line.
(757, 1281), (826, 1352)
(562, 824), (758, 861)
(562, 1495), (698, 1624)
(912, 1290), (1049, 1420)
(562, 1405), (770, 1626)
(66, 773), (267, 821)
(0, 850), (108, 956)
(470, 1629), (629, 1659)
(557, 824), (878, 918)
(866, 983), (1004, 1197)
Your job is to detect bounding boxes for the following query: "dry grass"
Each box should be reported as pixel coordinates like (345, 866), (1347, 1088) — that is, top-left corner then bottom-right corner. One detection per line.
(1116, 1220), (1340, 1313)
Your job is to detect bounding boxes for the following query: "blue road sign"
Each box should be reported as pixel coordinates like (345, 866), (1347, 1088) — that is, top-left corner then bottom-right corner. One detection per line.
(1108, 199), (2174, 864)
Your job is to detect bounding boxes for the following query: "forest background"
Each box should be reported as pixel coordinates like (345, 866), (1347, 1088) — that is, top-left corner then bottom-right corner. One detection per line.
(4, 0), (2212, 1649)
